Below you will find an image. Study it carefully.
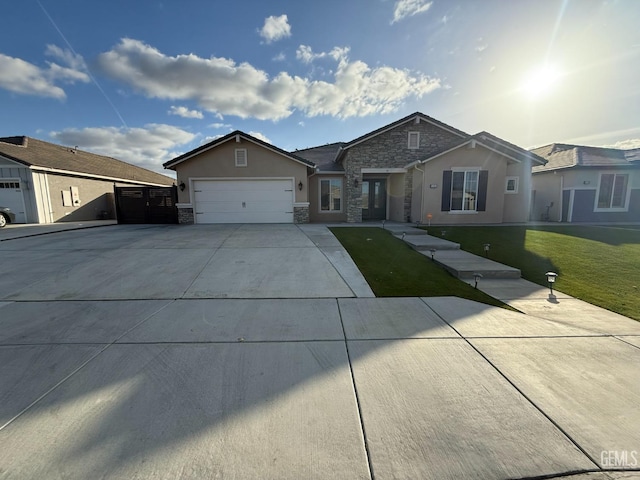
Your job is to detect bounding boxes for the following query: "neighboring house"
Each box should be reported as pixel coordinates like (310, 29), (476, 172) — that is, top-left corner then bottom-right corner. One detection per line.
(530, 144), (640, 222)
(164, 112), (545, 225)
(0, 136), (174, 223)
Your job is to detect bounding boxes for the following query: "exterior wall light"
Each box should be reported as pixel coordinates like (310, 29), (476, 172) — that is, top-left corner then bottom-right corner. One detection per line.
(179, 182), (186, 191)
(354, 178), (359, 188)
(546, 272), (558, 295)
(298, 181), (303, 191)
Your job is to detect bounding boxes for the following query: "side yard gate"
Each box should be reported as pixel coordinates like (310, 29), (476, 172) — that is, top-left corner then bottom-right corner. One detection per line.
(115, 186), (178, 224)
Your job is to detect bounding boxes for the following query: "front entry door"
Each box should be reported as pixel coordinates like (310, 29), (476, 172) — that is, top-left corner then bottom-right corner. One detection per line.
(361, 179), (387, 221)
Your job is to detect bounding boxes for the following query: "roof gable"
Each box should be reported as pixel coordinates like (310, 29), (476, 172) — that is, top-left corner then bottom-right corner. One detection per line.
(411, 131), (546, 167)
(164, 131), (316, 170)
(335, 112), (468, 162)
(0, 136), (174, 186)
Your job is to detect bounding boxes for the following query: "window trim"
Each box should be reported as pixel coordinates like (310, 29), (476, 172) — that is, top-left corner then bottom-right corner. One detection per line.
(450, 169), (480, 213)
(235, 148), (247, 167)
(408, 131), (420, 150)
(319, 178), (343, 213)
(505, 176), (519, 194)
(594, 172), (631, 212)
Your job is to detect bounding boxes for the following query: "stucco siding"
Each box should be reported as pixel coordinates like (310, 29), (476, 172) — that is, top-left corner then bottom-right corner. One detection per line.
(174, 139), (309, 205)
(418, 146), (509, 224)
(309, 174), (347, 223)
(502, 158), (532, 222)
(46, 174), (117, 222)
(532, 172), (563, 222)
(388, 173), (406, 222)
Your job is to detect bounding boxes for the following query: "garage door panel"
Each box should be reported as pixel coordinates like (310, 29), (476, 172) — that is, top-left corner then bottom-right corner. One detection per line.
(193, 180), (294, 224)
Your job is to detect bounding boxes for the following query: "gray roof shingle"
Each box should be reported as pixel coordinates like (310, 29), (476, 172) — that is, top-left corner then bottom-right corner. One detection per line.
(294, 143), (345, 172)
(531, 143), (639, 172)
(0, 136), (174, 185)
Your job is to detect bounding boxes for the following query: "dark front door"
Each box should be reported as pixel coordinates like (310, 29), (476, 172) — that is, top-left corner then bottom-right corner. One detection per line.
(361, 179), (387, 221)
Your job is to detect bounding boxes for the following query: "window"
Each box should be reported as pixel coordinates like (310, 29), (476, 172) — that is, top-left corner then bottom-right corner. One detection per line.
(235, 149), (247, 167)
(596, 173), (629, 210)
(320, 178), (342, 212)
(451, 170), (479, 211)
(505, 176), (519, 194)
(408, 131), (420, 149)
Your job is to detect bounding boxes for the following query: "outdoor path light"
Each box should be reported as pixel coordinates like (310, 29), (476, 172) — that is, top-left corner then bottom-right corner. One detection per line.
(483, 243), (490, 257)
(473, 273), (483, 289)
(429, 248), (436, 261)
(546, 272), (558, 294)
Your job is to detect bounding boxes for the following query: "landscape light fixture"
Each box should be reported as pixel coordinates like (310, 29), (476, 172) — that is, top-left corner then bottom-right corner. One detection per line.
(179, 181), (186, 192)
(473, 273), (483, 289)
(381, 219), (386, 229)
(401, 232), (406, 240)
(546, 272), (558, 295)
(298, 181), (303, 191)
(441, 230), (446, 237)
(483, 243), (490, 257)
(429, 248), (436, 261)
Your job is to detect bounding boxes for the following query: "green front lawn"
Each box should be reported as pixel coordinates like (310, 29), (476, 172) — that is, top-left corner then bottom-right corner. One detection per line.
(330, 227), (511, 309)
(423, 225), (640, 321)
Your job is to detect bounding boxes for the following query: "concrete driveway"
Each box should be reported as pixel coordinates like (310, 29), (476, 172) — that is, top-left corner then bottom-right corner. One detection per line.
(1, 225), (639, 479)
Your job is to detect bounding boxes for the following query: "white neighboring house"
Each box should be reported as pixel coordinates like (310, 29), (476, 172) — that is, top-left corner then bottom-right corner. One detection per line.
(0, 136), (174, 223)
(530, 144), (640, 223)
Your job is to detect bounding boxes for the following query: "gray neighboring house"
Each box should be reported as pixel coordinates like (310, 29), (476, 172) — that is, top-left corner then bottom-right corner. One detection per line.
(0, 136), (174, 224)
(530, 143), (640, 222)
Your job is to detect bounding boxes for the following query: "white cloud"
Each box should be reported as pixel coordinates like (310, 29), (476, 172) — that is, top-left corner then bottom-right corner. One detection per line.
(0, 47), (89, 98)
(604, 138), (640, 150)
(259, 14), (292, 43)
(272, 52), (286, 62)
(98, 38), (440, 120)
(296, 45), (350, 64)
(168, 105), (204, 119)
(391, 0), (433, 24)
(50, 124), (196, 172)
(248, 131), (272, 144)
(200, 134), (225, 145)
(209, 123), (232, 129)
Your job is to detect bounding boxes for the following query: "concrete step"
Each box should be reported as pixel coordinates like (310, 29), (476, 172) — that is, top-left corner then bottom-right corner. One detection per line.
(384, 225), (429, 235)
(419, 249), (521, 280)
(399, 234), (461, 251)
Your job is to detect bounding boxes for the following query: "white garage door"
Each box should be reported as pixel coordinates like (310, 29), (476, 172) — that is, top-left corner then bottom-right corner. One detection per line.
(193, 179), (294, 223)
(0, 179), (27, 223)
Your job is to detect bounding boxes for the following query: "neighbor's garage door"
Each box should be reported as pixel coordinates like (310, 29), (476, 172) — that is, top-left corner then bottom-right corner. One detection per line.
(0, 179), (27, 223)
(193, 179), (294, 223)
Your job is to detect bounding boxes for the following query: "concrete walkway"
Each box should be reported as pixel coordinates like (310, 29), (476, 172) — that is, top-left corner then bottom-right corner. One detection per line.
(0, 220), (117, 241)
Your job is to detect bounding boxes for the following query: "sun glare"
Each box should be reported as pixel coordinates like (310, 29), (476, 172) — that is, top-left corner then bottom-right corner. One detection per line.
(520, 64), (562, 100)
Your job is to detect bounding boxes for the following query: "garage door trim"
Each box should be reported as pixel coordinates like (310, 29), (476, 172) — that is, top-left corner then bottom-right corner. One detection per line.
(190, 177), (296, 224)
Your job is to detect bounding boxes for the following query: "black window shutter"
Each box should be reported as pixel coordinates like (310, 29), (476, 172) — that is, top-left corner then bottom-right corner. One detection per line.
(441, 170), (452, 211)
(477, 170), (488, 212)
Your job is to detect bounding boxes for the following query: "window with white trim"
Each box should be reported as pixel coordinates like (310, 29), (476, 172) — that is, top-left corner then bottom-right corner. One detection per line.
(451, 170), (479, 211)
(320, 178), (342, 212)
(505, 176), (519, 194)
(408, 131), (420, 149)
(235, 149), (247, 167)
(596, 173), (629, 209)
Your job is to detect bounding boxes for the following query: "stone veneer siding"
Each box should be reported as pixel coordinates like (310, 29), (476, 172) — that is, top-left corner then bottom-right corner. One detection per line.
(293, 205), (310, 224)
(344, 119), (463, 222)
(178, 207), (194, 224)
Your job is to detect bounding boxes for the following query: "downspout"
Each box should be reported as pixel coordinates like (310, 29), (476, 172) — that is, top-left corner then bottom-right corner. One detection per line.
(414, 163), (425, 224)
(559, 174), (564, 222)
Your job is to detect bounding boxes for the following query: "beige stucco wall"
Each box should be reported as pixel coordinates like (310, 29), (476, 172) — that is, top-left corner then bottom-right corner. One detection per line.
(173, 139), (309, 205)
(46, 174), (117, 222)
(309, 174), (347, 223)
(413, 144), (531, 224)
(532, 171), (563, 222)
(388, 173), (406, 222)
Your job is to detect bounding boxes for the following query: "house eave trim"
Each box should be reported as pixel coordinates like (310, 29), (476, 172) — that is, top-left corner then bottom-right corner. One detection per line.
(29, 166), (172, 187)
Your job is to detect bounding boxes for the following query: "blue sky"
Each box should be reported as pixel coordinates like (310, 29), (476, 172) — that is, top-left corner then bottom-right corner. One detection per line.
(1, 0), (639, 173)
